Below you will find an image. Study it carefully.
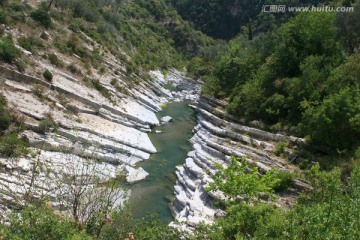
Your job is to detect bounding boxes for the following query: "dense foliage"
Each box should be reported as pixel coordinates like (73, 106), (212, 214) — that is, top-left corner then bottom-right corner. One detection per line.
(208, 157), (287, 203)
(30, 8), (52, 28)
(166, 0), (329, 39)
(49, 0), (223, 72)
(193, 162), (360, 240)
(1, 206), (90, 240)
(204, 1), (360, 152)
(0, 36), (21, 63)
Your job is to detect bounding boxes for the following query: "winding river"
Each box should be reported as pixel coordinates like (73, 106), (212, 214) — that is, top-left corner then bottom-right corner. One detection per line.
(129, 100), (197, 223)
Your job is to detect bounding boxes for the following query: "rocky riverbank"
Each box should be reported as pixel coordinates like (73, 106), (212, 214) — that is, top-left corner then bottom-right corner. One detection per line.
(172, 95), (310, 228)
(0, 63), (200, 219)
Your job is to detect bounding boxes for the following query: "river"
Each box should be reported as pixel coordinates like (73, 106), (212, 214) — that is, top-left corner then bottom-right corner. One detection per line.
(129, 100), (197, 223)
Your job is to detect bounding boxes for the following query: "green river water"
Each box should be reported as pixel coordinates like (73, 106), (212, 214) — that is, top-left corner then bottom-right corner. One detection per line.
(129, 101), (197, 223)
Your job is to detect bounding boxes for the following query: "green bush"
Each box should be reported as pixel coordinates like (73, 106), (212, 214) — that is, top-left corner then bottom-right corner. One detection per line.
(110, 78), (117, 86)
(18, 36), (33, 52)
(15, 58), (27, 72)
(9, 10), (25, 23)
(9, 1), (27, 12)
(0, 36), (21, 63)
(67, 62), (78, 74)
(0, 9), (6, 24)
(43, 69), (53, 81)
(49, 53), (63, 67)
(0, 133), (27, 157)
(98, 66), (106, 75)
(3, 205), (90, 240)
(30, 8), (52, 28)
(0, 0), (8, 6)
(272, 170), (295, 192)
(69, 20), (81, 33)
(100, 208), (180, 240)
(37, 117), (57, 134)
(0, 94), (12, 132)
(91, 79), (111, 99)
(40, 31), (49, 40)
(274, 141), (287, 156)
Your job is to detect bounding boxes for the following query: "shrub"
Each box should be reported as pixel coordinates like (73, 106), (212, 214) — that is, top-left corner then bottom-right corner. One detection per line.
(273, 170), (295, 192)
(40, 32), (49, 40)
(30, 8), (52, 28)
(18, 36), (33, 52)
(67, 62), (78, 74)
(15, 59), (27, 72)
(115, 85), (129, 96)
(0, 94), (12, 132)
(0, 9), (6, 24)
(49, 53), (63, 67)
(33, 84), (45, 99)
(0, 133), (26, 157)
(3, 206), (90, 239)
(9, 10), (25, 23)
(91, 79), (112, 100)
(9, 1), (27, 12)
(0, 0), (8, 6)
(69, 20), (81, 33)
(98, 66), (106, 75)
(0, 36), (21, 63)
(274, 141), (287, 156)
(37, 117), (57, 134)
(43, 69), (53, 81)
(110, 78), (117, 86)
(0, 25), (4, 36)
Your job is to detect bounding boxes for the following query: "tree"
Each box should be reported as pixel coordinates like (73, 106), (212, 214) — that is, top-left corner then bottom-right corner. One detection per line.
(2, 206), (91, 240)
(30, 8), (52, 28)
(300, 88), (360, 151)
(208, 156), (280, 204)
(325, 52), (360, 94)
(0, 36), (21, 63)
(335, 0), (360, 53)
(0, 150), (126, 237)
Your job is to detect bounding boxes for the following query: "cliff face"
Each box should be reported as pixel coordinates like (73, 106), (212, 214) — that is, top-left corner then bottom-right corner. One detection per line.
(172, 95), (310, 227)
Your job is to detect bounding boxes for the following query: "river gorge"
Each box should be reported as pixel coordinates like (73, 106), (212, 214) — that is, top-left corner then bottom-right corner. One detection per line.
(0, 63), (308, 227)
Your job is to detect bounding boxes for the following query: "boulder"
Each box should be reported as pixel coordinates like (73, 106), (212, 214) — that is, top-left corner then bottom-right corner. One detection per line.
(161, 116), (173, 124)
(125, 166), (149, 183)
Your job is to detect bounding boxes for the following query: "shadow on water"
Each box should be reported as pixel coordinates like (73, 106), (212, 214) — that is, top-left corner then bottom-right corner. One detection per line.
(129, 101), (197, 223)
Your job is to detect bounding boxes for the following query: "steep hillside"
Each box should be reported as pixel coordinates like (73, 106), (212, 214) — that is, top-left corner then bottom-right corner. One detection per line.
(166, 0), (330, 39)
(1, 0), (360, 239)
(203, 1), (360, 159)
(0, 0), (203, 221)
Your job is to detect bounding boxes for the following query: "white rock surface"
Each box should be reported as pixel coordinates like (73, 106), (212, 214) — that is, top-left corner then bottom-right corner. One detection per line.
(124, 166), (149, 183)
(161, 116), (173, 124)
(0, 66), (183, 219)
(171, 95), (306, 228)
(79, 113), (157, 154)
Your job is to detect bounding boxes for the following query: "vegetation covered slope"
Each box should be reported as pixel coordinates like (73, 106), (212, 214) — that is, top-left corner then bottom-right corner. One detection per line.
(1, 0), (360, 239)
(204, 1), (360, 155)
(0, 0), (221, 160)
(0, 0), (225, 72)
(166, 0), (331, 39)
